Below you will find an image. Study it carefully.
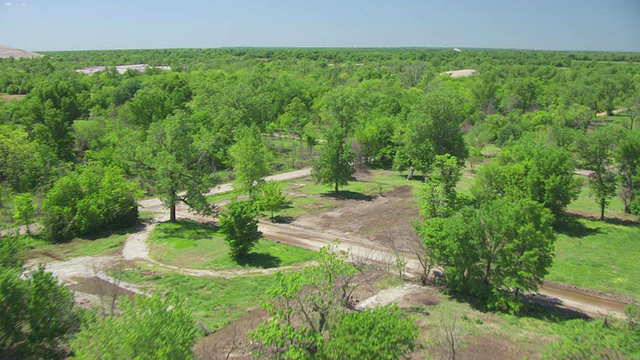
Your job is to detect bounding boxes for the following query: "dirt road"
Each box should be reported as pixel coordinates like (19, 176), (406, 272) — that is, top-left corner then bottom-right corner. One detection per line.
(31, 167), (630, 318)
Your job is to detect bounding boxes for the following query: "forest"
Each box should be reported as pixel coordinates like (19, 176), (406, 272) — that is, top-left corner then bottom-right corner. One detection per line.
(1, 47), (640, 359)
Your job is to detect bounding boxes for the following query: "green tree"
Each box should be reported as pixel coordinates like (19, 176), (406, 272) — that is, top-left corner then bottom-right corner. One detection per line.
(12, 193), (36, 235)
(71, 294), (197, 360)
(1, 263), (79, 359)
(321, 304), (419, 360)
(143, 111), (219, 222)
(250, 246), (355, 358)
(41, 164), (138, 242)
(394, 90), (468, 176)
(420, 154), (462, 219)
(312, 126), (355, 193)
(219, 200), (262, 259)
(615, 129), (640, 214)
(578, 129), (617, 220)
(258, 181), (288, 222)
(228, 128), (271, 193)
(472, 134), (581, 220)
(425, 198), (555, 312)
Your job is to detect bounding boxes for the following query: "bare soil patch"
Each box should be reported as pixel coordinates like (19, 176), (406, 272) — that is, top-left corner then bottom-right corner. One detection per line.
(294, 185), (419, 246)
(194, 308), (269, 360)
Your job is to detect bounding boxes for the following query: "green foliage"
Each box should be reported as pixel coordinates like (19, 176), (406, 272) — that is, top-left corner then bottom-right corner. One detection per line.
(615, 129), (640, 214)
(312, 126), (355, 192)
(71, 294), (197, 360)
(142, 110), (219, 221)
(250, 246), (358, 358)
(228, 127), (271, 192)
(0, 264), (79, 359)
(218, 200), (262, 259)
(0, 126), (53, 192)
(425, 198), (555, 312)
(420, 154), (462, 219)
(543, 319), (640, 359)
(258, 181), (288, 221)
(473, 134), (581, 219)
(41, 163), (138, 242)
(321, 304), (419, 360)
(394, 89), (469, 174)
(12, 193), (36, 234)
(578, 128), (618, 220)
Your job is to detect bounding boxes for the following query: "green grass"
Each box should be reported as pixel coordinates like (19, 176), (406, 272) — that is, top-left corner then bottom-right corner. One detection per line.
(148, 220), (317, 269)
(118, 269), (281, 331)
(548, 216), (640, 297)
(567, 183), (633, 220)
(25, 232), (130, 261)
(482, 143), (502, 157)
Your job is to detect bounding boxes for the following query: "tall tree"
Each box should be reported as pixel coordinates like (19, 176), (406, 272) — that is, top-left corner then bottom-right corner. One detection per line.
(312, 126), (355, 193)
(420, 154), (461, 219)
(228, 127), (271, 193)
(578, 129), (617, 220)
(142, 111), (219, 222)
(615, 129), (640, 214)
(425, 198), (555, 312)
(473, 134), (581, 220)
(394, 90), (469, 176)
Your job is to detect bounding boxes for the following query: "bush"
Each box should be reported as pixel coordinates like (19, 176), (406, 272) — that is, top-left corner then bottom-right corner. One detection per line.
(218, 199), (261, 258)
(71, 294), (197, 360)
(41, 164), (138, 242)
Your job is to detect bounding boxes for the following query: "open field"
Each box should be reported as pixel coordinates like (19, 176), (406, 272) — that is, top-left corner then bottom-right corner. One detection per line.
(549, 216), (640, 298)
(25, 231), (131, 261)
(0, 93), (26, 101)
(148, 220), (317, 269)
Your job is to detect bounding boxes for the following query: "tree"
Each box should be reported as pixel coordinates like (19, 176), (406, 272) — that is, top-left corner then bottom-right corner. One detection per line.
(228, 127), (271, 193)
(394, 90), (469, 176)
(257, 181), (287, 222)
(320, 304), (419, 360)
(251, 246), (418, 359)
(1, 260), (80, 359)
(71, 294), (197, 360)
(143, 111), (220, 222)
(578, 129), (617, 220)
(13, 193), (36, 235)
(420, 154), (462, 219)
(615, 130), (640, 214)
(622, 95), (640, 131)
(472, 134), (581, 220)
(218, 200), (262, 259)
(312, 126), (355, 193)
(425, 198), (555, 312)
(41, 164), (138, 242)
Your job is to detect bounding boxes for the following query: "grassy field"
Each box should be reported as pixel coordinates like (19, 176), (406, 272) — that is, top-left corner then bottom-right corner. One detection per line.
(25, 231), (130, 261)
(567, 183), (634, 220)
(118, 269), (281, 331)
(148, 220), (317, 269)
(548, 216), (640, 297)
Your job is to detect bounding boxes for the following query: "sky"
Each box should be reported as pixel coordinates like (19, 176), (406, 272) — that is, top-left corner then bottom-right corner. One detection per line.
(0, 0), (639, 52)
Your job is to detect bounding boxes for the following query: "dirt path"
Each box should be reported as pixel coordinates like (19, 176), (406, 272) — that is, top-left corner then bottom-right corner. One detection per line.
(29, 167), (630, 318)
(596, 108), (626, 117)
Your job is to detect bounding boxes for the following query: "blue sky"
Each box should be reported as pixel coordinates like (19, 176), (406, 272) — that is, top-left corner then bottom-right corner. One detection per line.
(1, 0), (639, 52)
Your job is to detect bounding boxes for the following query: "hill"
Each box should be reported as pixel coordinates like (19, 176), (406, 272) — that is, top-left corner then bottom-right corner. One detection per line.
(0, 45), (43, 59)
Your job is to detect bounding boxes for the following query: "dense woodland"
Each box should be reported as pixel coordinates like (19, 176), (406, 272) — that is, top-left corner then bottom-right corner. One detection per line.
(1, 48), (640, 358)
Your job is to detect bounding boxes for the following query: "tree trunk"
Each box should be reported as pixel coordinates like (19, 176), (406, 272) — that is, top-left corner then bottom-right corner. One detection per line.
(407, 165), (414, 180)
(600, 198), (605, 220)
(170, 205), (176, 222)
(334, 182), (339, 193)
